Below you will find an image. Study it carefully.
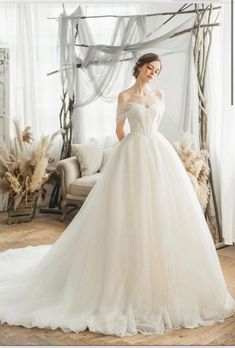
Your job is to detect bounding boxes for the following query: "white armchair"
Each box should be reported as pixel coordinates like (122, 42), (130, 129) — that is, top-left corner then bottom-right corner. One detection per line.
(56, 142), (115, 220)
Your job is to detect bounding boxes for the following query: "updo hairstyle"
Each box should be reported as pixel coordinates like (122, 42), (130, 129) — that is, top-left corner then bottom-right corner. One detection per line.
(132, 53), (162, 79)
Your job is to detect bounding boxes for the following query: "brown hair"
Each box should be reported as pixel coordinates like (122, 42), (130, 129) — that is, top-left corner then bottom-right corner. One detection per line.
(132, 53), (162, 79)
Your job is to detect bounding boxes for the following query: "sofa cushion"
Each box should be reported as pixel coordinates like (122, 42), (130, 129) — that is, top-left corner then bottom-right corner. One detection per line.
(99, 147), (115, 173)
(72, 141), (103, 177)
(70, 173), (101, 197)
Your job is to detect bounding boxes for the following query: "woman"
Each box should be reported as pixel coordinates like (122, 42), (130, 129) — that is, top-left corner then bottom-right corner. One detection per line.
(0, 53), (234, 337)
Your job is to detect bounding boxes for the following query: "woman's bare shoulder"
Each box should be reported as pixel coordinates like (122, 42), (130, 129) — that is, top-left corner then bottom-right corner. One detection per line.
(118, 88), (132, 102)
(154, 88), (165, 100)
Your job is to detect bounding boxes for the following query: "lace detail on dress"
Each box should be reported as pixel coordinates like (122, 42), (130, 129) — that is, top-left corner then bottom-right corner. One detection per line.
(0, 294), (234, 337)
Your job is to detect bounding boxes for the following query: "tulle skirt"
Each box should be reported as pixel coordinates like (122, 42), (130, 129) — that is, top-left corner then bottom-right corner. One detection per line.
(0, 131), (234, 337)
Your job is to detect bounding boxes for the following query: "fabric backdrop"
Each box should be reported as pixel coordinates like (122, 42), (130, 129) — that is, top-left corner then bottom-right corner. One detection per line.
(59, 4), (200, 150)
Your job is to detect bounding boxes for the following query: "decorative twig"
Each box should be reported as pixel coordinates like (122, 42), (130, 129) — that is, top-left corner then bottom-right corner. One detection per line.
(47, 22), (220, 77)
(192, 3), (222, 243)
(47, 5), (221, 20)
(162, 3), (193, 26)
(59, 90), (75, 160)
(170, 22), (219, 38)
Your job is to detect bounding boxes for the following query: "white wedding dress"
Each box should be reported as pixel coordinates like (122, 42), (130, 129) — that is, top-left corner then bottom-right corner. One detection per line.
(0, 99), (234, 337)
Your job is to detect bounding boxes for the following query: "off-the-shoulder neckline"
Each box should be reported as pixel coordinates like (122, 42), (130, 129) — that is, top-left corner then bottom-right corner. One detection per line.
(126, 100), (164, 109)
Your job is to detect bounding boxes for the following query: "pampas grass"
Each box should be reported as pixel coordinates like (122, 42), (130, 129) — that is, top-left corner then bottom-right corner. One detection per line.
(31, 157), (50, 192)
(0, 120), (61, 210)
(172, 132), (210, 212)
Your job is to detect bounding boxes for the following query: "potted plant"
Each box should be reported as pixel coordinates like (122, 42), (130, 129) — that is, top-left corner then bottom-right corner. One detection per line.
(0, 120), (61, 224)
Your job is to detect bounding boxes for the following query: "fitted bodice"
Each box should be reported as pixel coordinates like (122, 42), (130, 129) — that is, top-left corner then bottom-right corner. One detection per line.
(123, 101), (165, 137)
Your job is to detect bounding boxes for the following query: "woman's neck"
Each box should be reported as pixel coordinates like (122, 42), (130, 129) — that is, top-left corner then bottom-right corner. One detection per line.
(131, 79), (151, 96)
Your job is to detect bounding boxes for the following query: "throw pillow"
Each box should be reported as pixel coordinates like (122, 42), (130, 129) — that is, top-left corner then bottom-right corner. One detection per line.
(72, 141), (103, 177)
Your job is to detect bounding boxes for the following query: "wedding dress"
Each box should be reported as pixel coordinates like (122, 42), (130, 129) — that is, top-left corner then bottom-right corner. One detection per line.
(0, 98), (234, 337)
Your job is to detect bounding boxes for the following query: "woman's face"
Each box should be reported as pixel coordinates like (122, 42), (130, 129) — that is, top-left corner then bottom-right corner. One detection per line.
(138, 60), (161, 82)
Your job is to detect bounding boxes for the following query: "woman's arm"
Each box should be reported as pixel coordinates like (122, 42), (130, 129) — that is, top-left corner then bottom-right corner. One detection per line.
(115, 92), (128, 141)
(116, 118), (126, 141)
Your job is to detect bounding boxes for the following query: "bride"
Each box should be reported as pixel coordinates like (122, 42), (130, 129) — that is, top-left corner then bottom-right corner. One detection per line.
(0, 53), (234, 337)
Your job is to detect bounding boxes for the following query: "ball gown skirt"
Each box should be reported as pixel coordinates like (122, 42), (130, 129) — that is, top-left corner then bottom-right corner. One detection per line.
(0, 101), (234, 337)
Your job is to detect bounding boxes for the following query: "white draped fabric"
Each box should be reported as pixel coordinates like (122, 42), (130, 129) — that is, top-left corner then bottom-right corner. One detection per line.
(58, 5), (200, 149)
(221, 105), (235, 245)
(0, 3), (62, 139)
(220, 4), (235, 244)
(206, 4), (235, 244)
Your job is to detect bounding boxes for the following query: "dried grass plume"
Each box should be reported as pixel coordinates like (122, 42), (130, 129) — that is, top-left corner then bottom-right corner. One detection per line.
(0, 121), (62, 209)
(172, 132), (210, 212)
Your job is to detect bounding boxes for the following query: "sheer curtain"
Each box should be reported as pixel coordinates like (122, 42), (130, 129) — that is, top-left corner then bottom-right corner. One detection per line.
(0, 3), (62, 142)
(220, 4), (235, 244)
(71, 4), (146, 146)
(0, 3), (66, 210)
(206, 3), (235, 244)
(71, 4), (140, 147)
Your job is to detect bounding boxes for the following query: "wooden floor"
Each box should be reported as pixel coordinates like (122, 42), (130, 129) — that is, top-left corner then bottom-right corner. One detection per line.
(0, 210), (234, 345)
